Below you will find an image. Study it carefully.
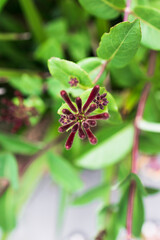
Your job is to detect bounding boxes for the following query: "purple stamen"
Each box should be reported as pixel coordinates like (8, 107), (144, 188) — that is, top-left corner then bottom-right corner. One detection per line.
(76, 97), (82, 113)
(88, 112), (109, 120)
(58, 121), (76, 132)
(83, 85), (100, 112)
(60, 90), (77, 113)
(85, 104), (97, 115)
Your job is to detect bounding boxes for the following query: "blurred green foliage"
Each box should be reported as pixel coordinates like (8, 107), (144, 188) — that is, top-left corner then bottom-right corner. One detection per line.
(0, 0), (160, 239)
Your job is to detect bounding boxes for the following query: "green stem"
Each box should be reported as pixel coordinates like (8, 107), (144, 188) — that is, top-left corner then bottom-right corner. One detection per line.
(0, 68), (38, 78)
(0, 32), (30, 41)
(18, 0), (46, 44)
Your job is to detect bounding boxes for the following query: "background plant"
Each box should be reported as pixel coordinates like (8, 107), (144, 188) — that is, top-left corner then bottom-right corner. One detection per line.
(0, 0), (160, 239)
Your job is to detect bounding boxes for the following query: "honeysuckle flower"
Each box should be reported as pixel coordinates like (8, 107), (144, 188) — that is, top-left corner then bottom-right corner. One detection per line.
(0, 91), (38, 133)
(58, 85), (109, 150)
(68, 77), (79, 87)
(93, 93), (109, 110)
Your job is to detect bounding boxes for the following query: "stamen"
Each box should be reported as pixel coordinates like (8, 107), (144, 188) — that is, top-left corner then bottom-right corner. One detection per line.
(88, 112), (109, 120)
(76, 97), (82, 113)
(60, 90), (77, 113)
(83, 85), (100, 112)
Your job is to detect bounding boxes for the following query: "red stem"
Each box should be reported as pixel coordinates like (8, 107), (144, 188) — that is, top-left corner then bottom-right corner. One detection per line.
(123, 0), (132, 22)
(126, 51), (157, 239)
(93, 61), (108, 84)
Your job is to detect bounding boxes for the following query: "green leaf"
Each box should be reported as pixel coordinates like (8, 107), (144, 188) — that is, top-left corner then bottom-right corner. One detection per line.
(78, 57), (107, 86)
(48, 57), (93, 88)
(9, 74), (43, 96)
(67, 31), (91, 61)
(110, 60), (147, 88)
(0, 0), (8, 12)
(119, 187), (145, 237)
(107, 92), (122, 124)
(116, 173), (147, 196)
(0, 153), (19, 190)
(0, 188), (17, 232)
(139, 131), (160, 155)
(97, 20), (141, 68)
(47, 152), (83, 192)
(35, 37), (64, 64)
(76, 124), (134, 169)
(133, 6), (160, 50)
(145, 187), (160, 195)
(0, 133), (40, 155)
(73, 183), (109, 205)
(78, 0), (125, 20)
(45, 18), (68, 43)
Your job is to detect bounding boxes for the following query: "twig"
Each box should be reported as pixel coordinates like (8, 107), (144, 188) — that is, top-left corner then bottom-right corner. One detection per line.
(93, 61), (108, 84)
(0, 32), (31, 41)
(123, 0), (132, 22)
(126, 50), (157, 240)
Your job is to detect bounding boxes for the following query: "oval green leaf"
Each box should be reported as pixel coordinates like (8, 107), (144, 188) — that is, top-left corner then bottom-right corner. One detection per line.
(97, 20), (141, 68)
(48, 57), (93, 88)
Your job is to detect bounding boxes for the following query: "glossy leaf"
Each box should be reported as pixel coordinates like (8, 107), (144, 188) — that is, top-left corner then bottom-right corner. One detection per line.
(48, 57), (93, 88)
(73, 183), (109, 205)
(97, 20), (141, 68)
(76, 124), (134, 169)
(47, 152), (83, 192)
(133, 6), (160, 50)
(78, 0), (125, 20)
(0, 133), (40, 155)
(0, 153), (19, 190)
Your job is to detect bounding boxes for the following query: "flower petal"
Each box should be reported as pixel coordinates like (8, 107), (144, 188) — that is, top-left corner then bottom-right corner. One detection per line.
(60, 90), (77, 113)
(83, 85), (99, 112)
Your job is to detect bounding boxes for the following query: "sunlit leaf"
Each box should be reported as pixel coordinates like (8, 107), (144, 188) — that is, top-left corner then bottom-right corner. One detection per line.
(97, 20), (141, 68)
(47, 152), (83, 192)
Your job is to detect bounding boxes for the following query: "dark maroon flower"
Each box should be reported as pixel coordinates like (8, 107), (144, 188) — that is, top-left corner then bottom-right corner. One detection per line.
(58, 85), (109, 150)
(93, 93), (109, 110)
(0, 91), (38, 133)
(68, 77), (79, 87)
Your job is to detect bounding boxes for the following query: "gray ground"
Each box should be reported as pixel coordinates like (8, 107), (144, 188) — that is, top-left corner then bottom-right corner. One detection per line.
(8, 171), (160, 240)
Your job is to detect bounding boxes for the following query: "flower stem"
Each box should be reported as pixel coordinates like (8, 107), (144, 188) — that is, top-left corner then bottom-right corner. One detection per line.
(93, 61), (108, 84)
(126, 50), (157, 239)
(123, 0), (132, 22)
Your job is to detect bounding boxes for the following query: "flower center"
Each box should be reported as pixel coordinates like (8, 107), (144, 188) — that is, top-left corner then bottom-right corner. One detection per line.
(76, 113), (86, 122)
